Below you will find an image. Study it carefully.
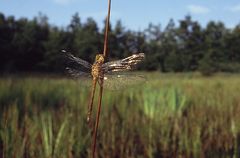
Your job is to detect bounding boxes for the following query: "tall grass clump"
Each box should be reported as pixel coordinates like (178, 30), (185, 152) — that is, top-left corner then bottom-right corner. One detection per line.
(1, 73), (240, 157)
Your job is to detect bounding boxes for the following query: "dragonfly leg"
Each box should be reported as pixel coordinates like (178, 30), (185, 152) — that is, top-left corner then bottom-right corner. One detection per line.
(87, 79), (97, 124)
(97, 77), (104, 87)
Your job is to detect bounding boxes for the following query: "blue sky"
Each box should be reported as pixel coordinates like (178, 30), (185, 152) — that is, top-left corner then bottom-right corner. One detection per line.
(0, 0), (240, 30)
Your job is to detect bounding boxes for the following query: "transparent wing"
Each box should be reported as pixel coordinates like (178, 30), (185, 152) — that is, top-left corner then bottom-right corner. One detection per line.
(102, 53), (145, 73)
(63, 51), (92, 73)
(66, 67), (92, 87)
(63, 51), (93, 86)
(102, 73), (146, 90)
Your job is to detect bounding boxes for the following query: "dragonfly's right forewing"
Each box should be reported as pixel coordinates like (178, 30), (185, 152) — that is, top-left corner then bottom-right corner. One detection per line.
(66, 67), (92, 87)
(102, 53), (145, 73)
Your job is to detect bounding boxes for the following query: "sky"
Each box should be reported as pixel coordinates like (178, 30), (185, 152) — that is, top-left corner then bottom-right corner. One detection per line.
(0, 0), (240, 30)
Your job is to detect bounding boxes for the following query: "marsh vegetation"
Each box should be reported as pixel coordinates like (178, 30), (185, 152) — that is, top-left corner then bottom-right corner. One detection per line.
(1, 73), (240, 158)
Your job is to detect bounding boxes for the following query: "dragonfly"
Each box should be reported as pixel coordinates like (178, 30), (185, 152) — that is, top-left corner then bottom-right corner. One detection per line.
(63, 51), (145, 123)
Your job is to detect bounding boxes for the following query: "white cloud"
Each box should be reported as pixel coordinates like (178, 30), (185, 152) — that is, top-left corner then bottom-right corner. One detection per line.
(187, 5), (210, 14)
(53, 0), (74, 5)
(229, 4), (240, 12)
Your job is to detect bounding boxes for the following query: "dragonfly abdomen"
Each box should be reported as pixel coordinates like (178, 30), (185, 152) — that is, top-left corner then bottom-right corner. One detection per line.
(91, 63), (104, 79)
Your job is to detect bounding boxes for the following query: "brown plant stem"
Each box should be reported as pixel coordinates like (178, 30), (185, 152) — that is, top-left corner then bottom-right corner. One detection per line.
(103, 0), (111, 58)
(91, 0), (111, 157)
(91, 78), (104, 158)
(87, 79), (97, 125)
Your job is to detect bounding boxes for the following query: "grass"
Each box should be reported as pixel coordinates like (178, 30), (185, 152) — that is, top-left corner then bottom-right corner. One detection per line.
(1, 73), (240, 158)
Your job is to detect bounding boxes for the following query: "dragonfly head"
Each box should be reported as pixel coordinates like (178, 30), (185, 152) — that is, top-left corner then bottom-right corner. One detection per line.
(95, 54), (105, 64)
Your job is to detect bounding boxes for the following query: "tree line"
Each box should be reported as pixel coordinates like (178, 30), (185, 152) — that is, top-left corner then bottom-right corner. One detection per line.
(0, 12), (240, 75)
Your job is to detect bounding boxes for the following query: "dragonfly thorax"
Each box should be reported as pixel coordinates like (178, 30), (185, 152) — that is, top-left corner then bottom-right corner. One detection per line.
(91, 54), (104, 79)
(95, 54), (104, 64)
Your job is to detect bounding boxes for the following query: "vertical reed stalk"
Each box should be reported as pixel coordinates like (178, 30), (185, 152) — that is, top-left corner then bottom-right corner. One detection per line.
(91, 79), (104, 158)
(91, 0), (111, 157)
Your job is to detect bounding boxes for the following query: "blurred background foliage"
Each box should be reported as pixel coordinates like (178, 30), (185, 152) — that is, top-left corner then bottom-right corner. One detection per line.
(0, 12), (240, 75)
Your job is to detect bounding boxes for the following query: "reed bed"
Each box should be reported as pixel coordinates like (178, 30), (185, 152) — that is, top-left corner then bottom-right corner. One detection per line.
(1, 73), (240, 158)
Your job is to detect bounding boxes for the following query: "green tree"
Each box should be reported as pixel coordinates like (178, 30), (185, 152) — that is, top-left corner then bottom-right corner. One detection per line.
(43, 27), (68, 72)
(11, 15), (49, 71)
(0, 13), (9, 72)
(222, 24), (240, 72)
(73, 17), (101, 62)
(203, 21), (228, 72)
(162, 19), (183, 72)
(68, 12), (82, 32)
(175, 15), (204, 71)
(0, 15), (19, 72)
(144, 23), (163, 71)
(109, 20), (126, 59)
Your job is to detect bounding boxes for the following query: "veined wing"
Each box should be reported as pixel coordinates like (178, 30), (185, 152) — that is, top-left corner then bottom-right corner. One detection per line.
(102, 53), (145, 73)
(103, 72), (146, 90)
(66, 67), (91, 79)
(63, 50), (92, 73)
(63, 51), (92, 86)
(66, 67), (92, 87)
